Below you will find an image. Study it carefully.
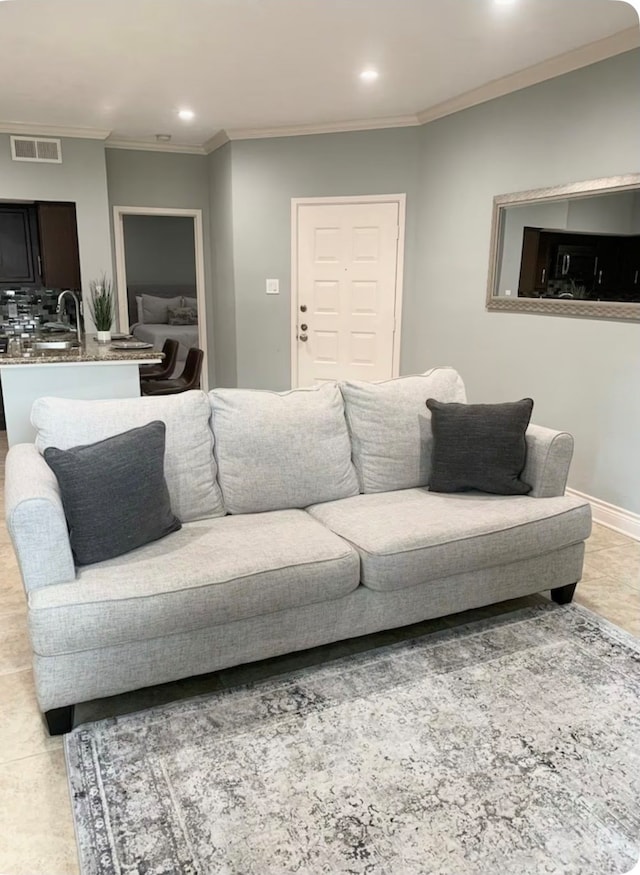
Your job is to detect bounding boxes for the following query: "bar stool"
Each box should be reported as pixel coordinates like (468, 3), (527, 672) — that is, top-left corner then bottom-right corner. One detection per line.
(140, 347), (204, 396)
(138, 338), (179, 382)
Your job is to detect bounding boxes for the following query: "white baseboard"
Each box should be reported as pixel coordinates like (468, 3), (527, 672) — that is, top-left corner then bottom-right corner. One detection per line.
(566, 488), (640, 542)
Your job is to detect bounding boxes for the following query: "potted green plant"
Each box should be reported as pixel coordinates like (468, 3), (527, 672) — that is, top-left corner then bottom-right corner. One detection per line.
(88, 275), (114, 343)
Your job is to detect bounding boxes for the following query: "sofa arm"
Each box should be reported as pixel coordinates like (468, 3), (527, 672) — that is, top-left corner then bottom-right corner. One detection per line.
(4, 444), (76, 593)
(522, 424), (574, 498)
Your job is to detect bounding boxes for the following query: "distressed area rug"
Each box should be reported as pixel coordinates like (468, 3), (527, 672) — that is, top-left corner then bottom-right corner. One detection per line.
(65, 604), (640, 875)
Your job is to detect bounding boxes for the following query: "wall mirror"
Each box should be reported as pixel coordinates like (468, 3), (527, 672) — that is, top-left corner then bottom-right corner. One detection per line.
(486, 174), (640, 321)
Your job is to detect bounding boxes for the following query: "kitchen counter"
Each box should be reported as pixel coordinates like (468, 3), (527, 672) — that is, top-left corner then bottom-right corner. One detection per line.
(0, 334), (162, 365)
(0, 334), (162, 445)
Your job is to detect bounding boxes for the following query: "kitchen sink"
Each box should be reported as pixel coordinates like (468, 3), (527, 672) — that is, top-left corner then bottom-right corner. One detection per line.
(32, 340), (79, 351)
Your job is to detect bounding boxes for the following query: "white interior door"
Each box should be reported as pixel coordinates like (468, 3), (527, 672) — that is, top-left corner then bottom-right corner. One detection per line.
(293, 199), (403, 386)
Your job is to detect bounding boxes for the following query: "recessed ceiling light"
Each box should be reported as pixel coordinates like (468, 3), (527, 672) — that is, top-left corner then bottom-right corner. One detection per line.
(178, 109), (195, 121)
(494, 0), (516, 5)
(359, 69), (379, 83)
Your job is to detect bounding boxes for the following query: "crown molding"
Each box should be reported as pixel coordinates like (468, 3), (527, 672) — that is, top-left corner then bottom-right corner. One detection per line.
(223, 114), (420, 143)
(203, 129), (230, 154)
(0, 121), (111, 140)
(105, 138), (206, 155)
(3, 26), (636, 154)
(417, 26), (640, 125)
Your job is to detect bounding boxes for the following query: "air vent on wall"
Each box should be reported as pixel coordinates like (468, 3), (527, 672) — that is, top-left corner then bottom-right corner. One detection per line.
(10, 135), (62, 163)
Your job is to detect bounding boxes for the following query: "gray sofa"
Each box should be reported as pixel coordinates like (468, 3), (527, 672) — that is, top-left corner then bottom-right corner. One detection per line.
(4, 368), (591, 734)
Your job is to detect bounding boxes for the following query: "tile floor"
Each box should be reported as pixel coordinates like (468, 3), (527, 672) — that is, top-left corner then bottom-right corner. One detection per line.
(0, 431), (638, 874)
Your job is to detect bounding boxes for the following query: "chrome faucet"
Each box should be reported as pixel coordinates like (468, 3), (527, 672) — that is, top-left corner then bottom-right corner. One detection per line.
(56, 290), (83, 345)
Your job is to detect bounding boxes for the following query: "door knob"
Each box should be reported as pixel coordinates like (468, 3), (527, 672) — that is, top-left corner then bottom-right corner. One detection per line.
(300, 323), (308, 331)
(299, 333), (308, 342)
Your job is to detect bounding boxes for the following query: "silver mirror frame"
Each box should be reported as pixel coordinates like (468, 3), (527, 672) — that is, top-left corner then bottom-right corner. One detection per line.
(486, 174), (640, 322)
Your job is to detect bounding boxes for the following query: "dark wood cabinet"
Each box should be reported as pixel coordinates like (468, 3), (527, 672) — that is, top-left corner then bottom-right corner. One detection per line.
(0, 206), (41, 286)
(617, 236), (640, 299)
(518, 227), (640, 302)
(0, 201), (81, 290)
(551, 235), (599, 288)
(36, 202), (81, 290)
(518, 228), (549, 295)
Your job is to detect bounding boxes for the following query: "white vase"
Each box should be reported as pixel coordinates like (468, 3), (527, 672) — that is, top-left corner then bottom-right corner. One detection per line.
(96, 330), (112, 344)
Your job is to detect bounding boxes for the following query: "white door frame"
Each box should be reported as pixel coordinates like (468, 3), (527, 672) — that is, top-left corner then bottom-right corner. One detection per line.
(113, 205), (209, 392)
(290, 194), (406, 388)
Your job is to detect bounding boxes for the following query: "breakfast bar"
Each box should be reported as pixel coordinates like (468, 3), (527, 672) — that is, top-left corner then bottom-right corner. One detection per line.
(0, 336), (161, 445)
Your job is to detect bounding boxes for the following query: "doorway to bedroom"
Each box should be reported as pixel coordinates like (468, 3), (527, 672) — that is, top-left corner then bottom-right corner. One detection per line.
(113, 206), (208, 391)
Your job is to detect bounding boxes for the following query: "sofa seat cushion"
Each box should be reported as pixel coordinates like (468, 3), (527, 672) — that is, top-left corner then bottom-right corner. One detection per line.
(307, 489), (591, 592)
(28, 510), (359, 656)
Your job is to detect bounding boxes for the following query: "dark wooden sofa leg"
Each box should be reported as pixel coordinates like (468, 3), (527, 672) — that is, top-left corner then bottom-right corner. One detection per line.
(45, 705), (75, 736)
(550, 582), (578, 605)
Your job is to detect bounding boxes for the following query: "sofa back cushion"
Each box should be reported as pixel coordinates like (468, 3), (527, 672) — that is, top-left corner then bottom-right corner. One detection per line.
(340, 367), (467, 493)
(32, 390), (224, 522)
(210, 383), (359, 514)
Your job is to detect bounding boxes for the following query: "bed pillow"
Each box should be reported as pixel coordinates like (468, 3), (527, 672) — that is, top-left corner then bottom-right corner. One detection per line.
(140, 294), (182, 324)
(182, 296), (198, 311)
(43, 421), (181, 566)
(167, 306), (198, 326)
(426, 398), (534, 495)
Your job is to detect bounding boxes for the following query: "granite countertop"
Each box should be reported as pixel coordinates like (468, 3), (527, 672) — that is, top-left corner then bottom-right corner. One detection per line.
(0, 334), (163, 366)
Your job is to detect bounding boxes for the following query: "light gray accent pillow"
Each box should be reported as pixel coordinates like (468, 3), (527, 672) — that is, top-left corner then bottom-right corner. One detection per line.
(340, 367), (467, 493)
(210, 383), (359, 513)
(32, 390), (225, 522)
(140, 294), (182, 324)
(182, 296), (198, 311)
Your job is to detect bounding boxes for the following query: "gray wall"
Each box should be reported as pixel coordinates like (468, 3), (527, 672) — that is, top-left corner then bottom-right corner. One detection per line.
(414, 50), (640, 513)
(0, 134), (112, 329)
(208, 143), (237, 387)
(497, 200), (569, 296)
(105, 149), (215, 384)
(122, 214), (196, 286)
(225, 127), (422, 389)
(567, 191), (637, 234)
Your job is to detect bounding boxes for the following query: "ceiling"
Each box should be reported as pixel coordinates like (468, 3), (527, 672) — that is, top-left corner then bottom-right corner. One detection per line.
(0, 0), (638, 152)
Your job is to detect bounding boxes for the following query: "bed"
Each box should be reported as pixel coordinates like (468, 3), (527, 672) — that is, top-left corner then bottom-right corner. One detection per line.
(127, 286), (199, 376)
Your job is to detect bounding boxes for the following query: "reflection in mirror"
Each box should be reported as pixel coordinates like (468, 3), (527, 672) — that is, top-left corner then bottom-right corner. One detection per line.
(487, 175), (640, 321)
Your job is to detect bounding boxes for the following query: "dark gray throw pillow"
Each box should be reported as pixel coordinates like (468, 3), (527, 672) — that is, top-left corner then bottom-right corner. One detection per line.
(425, 398), (534, 495)
(44, 421), (181, 566)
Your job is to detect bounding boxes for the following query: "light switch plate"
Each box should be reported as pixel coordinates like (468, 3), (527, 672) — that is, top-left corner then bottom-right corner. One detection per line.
(266, 278), (279, 295)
